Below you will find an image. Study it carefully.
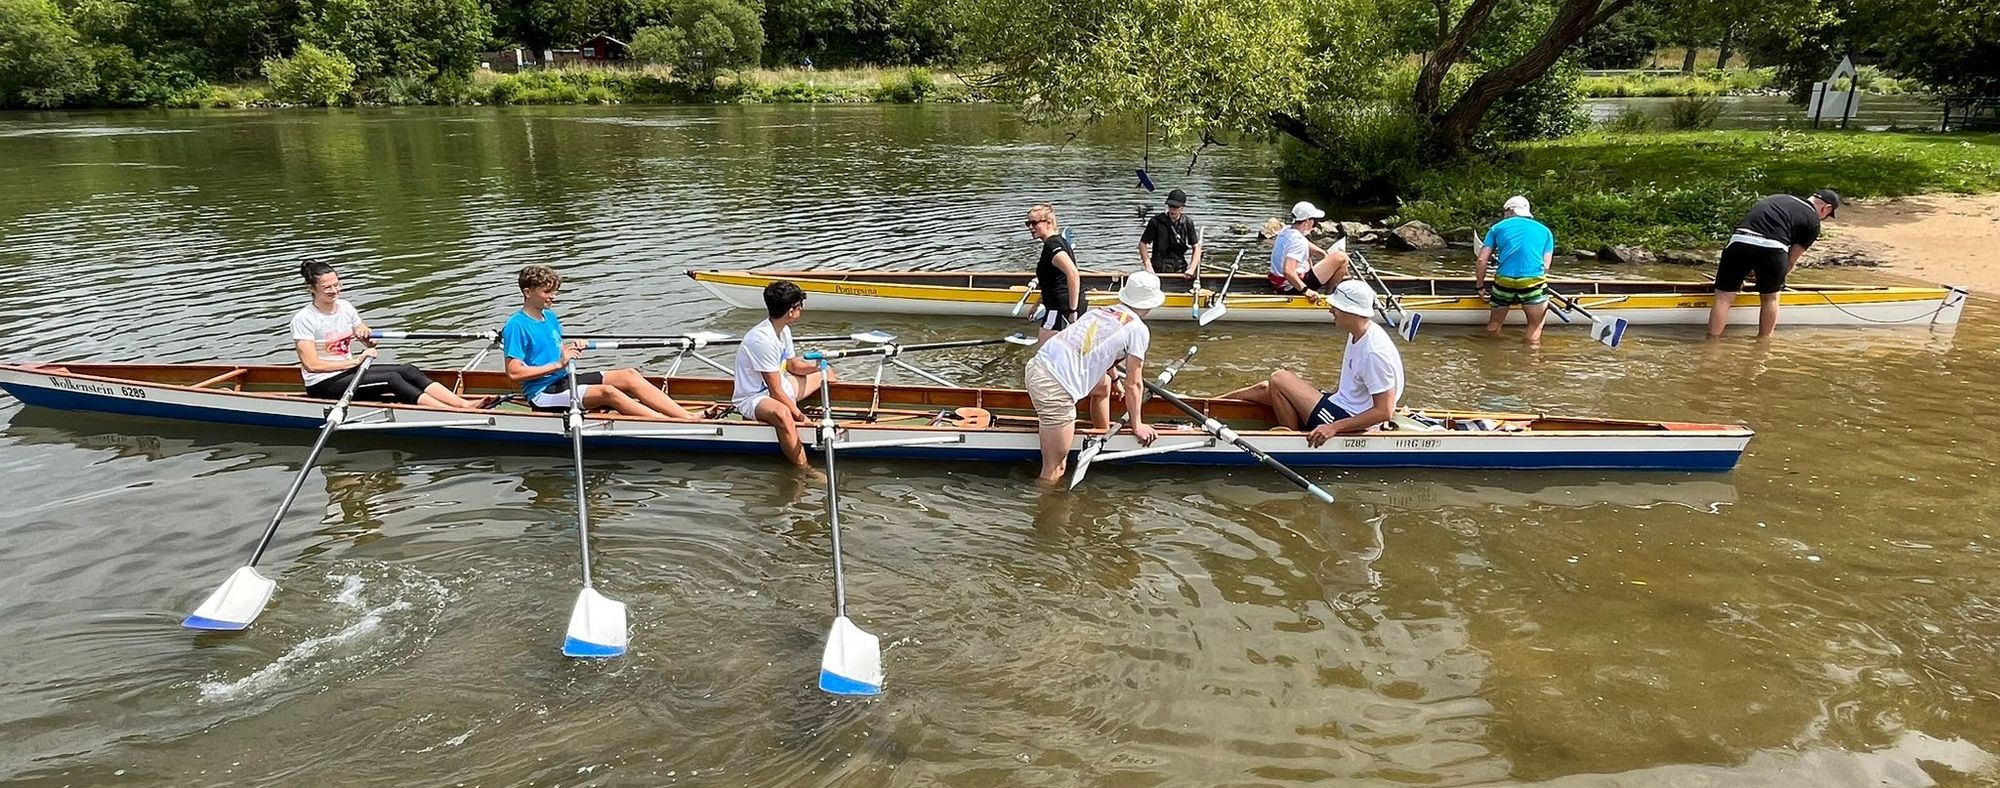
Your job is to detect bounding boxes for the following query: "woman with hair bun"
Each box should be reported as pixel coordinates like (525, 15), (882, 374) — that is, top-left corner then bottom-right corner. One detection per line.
(290, 261), (478, 408)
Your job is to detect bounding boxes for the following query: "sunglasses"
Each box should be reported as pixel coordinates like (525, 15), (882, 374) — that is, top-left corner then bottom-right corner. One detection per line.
(1024, 218), (1046, 227)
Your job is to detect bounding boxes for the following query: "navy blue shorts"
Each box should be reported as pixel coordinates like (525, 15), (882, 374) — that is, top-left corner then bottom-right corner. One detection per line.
(1303, 393), (1354, 430)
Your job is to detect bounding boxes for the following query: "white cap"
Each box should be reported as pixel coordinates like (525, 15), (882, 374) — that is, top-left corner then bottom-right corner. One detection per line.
(1328, 279), (1375, 317)
(1289, 201), (1326, 223)
(1119, 270), (1166, 310)
(1503, 195), (1532, 217)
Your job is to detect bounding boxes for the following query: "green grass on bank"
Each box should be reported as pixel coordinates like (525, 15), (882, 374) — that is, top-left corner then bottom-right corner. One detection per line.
(1392, 130), (2000, 250)
(1578, 66), (1914, 98)
(159, 65), (973, 108)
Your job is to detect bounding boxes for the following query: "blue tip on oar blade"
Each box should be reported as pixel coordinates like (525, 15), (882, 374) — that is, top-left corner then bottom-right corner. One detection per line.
(1136, 169), (1155, 192)
(562, 588), (628, 659)
(819, 616), (883, 696)
(1400, 313), (1423, 341)
(1594, 317), (1629, 348)
(181, 565), (275, 631)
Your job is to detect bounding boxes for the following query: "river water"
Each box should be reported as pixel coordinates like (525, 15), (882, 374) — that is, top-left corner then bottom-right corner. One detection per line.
(0, 105), (1995, 786)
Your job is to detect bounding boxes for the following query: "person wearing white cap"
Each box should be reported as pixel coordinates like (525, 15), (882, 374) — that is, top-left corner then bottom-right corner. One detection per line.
(1221, 279), (1403, 447)
(1268, 201), (1350, 299)
(1023, 271), (1166, 483)
(1474, 195), (1556, 346)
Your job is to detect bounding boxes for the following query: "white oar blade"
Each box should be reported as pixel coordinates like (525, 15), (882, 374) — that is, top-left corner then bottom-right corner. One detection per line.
(818, 615), (883, 696)
(1197, 301), (1227, 326)
(688, 331), (733, 346)
(851, 330), (897, 344)
(182, 566), (276, 631)
(562, 588), (628, 658)
(1068, 439), (1105, 490)
(1398, 312), (1423, 342)
(1003, 332), (1037, 346)
(1592, 317), (1630, 348)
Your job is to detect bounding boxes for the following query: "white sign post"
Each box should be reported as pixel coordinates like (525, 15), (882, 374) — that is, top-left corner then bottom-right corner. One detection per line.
(1808, 56), (1861, 129)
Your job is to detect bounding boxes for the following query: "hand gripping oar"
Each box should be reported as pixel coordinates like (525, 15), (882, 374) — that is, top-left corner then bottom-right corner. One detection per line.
(1011, 277), (1040, 317)
(1142, 380), (1335, 504)
(811, 357), (882, 696)
(1197, 252), (1244, 326)
(183, 355), (378, 630)
(1068, 345), (1198, 489)
(560, 361), (627, 658)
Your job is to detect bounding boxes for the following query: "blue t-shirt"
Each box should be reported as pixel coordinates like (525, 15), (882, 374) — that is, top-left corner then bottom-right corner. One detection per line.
(501, 308), (567, 396)
(1483, 216), (1555, 280)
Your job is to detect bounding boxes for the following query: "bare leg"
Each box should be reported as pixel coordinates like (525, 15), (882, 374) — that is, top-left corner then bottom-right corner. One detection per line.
(1037, 421), (1076, 483)
(1087, 374), (1112, 431)
(604, 368), (690, 418)
(1522, 302), (1549, 347)
(1757, 292), (1781, 337)
(1220, 379), (1273, 403)
(1311, 250), (1351, 286)
(1485, 306), (1508, 336)
(1707, 291), (1737, 339)
(415, 383), (475, 409)
(754, 398), (807, 466)
(581, 385), (662, 417)
(791, 369), (828, 403)
(1264, 369), (1327, 430)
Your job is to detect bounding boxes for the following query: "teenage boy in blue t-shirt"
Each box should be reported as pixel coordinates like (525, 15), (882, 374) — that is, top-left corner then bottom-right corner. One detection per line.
(501, 265), (700, 419)
(1474, 195), (1557, 347)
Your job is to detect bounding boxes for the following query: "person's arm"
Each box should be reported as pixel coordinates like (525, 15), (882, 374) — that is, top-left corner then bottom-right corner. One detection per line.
(1787, 244), (1807, 273)
(1541, 250), (1554, 277)
(1285, 253), (1313, 295)
(503, 337), (581, 384)
(783, 356), (818, 376)
(1137, 240), (1155, 273)
(295, 339), (373, 373)
(1309, 388), (1396, 446)
(1187, 228), (1204, 277)
(1122, 353), (1156, 445)
(1054, 249), (1082, 316)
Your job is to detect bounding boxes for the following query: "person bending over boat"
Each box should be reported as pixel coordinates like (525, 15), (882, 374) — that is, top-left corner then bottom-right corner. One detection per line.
(502, 264), (700, 419)
(1024, 272), (1165, 483)
(1221, 280), (1403, 448)
(1027, 203), (1081, 342)
(1475, 195), (1556, 347)
(1707, 189), (1839, 339)
(292, 261), (478, 408)
(1138, 188), (1203, 278)
(732, 280), (835, 467)
(1269, 201), (1350, 299)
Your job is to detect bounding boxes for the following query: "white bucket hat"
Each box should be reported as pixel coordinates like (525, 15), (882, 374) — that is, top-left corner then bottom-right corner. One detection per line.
(1503, 195), (1532, 217)
(1119, 271), (1166, 310)
(1329, 279), (1376, 317)
(1289, 201), (1326, 223)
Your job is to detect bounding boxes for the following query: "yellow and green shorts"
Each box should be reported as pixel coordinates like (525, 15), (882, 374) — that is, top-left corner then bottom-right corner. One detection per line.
(1488, 275), (1549, 306)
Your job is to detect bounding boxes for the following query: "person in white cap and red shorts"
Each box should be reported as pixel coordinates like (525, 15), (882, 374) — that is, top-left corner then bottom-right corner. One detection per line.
(1269, 200), (1351, 299)
(1221, 279), (1404, 448)
(1024, 271), (1167, 483)
(1474, 194), (1557, 347)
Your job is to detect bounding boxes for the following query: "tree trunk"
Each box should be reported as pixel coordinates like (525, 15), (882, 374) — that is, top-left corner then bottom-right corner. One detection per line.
(1716, 25), (1735, 70)
(1681, 46), (1698, 73)
(1425, 0), (1637, 156)
(1413, 0), (1503, 117)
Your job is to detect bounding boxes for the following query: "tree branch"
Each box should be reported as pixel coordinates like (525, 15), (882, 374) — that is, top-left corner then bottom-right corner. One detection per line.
(1414, 0), (1506, 117)
(1426, 0), (1638, 155)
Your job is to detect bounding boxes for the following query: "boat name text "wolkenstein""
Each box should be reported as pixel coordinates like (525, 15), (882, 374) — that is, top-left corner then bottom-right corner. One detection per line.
(48, 376), (145, 398)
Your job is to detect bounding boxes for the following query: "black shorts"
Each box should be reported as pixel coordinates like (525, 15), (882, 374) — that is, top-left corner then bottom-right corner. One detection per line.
(1038, 305), (1076, 331)
(1302, 393), (1354, 430)
(306, 363), (437, 404)
(1714, 243), (1789, 294)
(1272, 268), (1329, 294)
(531, 370), (606, 412)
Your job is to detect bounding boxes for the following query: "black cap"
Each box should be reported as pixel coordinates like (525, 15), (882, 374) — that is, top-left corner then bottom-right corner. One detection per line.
(1165, 188), (1188, 207)
(1813, 188), (1841, 216)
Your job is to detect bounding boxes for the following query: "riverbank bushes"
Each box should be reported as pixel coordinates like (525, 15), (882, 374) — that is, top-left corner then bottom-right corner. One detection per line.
(1390, 130), (2000, 249)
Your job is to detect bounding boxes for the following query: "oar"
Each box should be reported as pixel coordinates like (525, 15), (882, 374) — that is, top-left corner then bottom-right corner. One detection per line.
(1197, 253), (1243, 327)
(368, 329), (499, 342)
(806, 332), (1038, 361)
(560, 361), (627, 658)
(1141, 380), (1335, 504)
(1011, 277), (1040, 316)
(566, 330), (732, 346)
(1348, 243), (1422, 342)
(1473, 229), (1626, 348)
(1068, 345), (1199, 489)
(811, 357), (881, 696)
(183, 355), (378, 630)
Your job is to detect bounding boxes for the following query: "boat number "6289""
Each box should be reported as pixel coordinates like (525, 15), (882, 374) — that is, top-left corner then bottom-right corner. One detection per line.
(120, 386), (147, 399)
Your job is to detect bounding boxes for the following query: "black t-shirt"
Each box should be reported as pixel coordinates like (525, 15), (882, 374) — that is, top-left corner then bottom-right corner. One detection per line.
(1140, 212), (1200, 268)
(1036, 234), (1077, 315)
(1737, 194), (1822, 249)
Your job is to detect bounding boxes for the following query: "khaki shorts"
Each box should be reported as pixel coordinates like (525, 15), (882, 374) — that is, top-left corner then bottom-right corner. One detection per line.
(1024, 359), (1078, 428)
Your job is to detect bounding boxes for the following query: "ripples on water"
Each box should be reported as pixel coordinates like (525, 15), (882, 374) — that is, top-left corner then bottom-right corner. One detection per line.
(0, 107), (1997, 785)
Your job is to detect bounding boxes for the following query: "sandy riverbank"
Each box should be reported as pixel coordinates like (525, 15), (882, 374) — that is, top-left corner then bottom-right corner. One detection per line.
(1817, 192), (2000, 295)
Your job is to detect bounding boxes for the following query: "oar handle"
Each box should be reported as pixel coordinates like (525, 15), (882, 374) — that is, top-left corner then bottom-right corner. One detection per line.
(368, 330), (499, 342)
(1141, 379), (1335, 504)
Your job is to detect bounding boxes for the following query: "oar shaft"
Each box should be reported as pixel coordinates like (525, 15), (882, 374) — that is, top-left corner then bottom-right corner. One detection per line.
(1142, 380), (1334, 504)
(817, 361), (847, 617)
(807, 335), (1014, 361)
(566, 362), (595, 588)
(247, 356), (375, 566)
(368, 330), (497, 341)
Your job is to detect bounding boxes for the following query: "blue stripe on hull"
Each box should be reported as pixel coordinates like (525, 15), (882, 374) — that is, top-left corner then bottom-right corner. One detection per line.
(0, 384), (1740, 472)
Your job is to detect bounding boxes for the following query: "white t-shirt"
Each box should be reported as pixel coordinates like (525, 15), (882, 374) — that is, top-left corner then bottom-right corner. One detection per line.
(290, 299), (363, 386)
(1331, 323), (1404, 415)
(1032, 305), (1151, 400)
(732, 319), (797, 414)
(1269, 227), (1311, 278)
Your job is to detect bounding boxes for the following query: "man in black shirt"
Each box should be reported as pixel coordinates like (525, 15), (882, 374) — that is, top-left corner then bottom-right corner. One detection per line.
(1027, 203), (1081, 341)
(1707, 188), (1840, 338)
(1138, 188), (1204, 278)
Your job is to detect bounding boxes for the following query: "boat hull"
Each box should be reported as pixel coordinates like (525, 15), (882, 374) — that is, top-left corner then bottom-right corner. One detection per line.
(0, 364), (1752, 472)
(689, 269), (1969, 327)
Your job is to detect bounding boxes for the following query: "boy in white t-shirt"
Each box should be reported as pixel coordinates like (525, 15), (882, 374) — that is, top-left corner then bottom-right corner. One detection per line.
(732, 280), (835, 467)
(1268, 201), (1351, 298)
(1023, 271), (1166, 483)
(1221, 279), (1403, 446)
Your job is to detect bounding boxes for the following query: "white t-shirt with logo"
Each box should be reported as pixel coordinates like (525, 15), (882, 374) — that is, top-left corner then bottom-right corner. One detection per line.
(1032, 305), (1151, 400)
(1270, 227), (1312, 278)
(1332, 322), (1404, 415)
(290, 299), (363, 386)
(732, 319), (798, 415)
